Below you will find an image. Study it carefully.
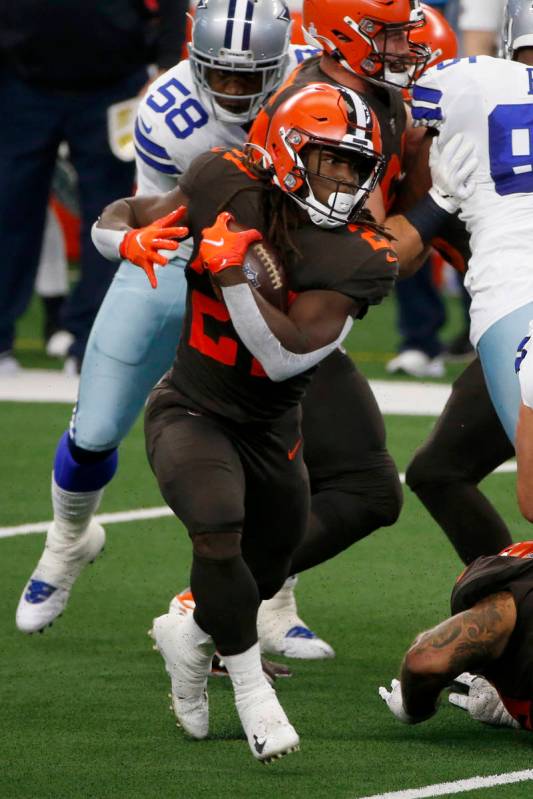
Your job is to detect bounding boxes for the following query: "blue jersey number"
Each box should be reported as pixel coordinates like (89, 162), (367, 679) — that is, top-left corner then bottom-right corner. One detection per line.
(147, 78), (209, 139)
(488, 104), (533, 196)
(436, 55), (477, 71)
(294, 47), (321, 64)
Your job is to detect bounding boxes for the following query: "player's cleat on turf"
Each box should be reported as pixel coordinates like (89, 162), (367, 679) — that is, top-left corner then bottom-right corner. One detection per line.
(256, 575), (335, 659)
(15, 520), (105, 634)
(386, 349), (445, 379)
(235, 681), (300, 763)
(170, 581), (334, 659)
(151, 611), (215, 739)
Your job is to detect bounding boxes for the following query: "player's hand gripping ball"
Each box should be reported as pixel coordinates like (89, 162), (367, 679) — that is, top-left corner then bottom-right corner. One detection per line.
(192, 211), (262, 272)
(193, 211), (288, 312)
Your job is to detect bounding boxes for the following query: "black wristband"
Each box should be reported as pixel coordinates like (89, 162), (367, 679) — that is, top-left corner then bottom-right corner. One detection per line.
(403, 193), (454, 245)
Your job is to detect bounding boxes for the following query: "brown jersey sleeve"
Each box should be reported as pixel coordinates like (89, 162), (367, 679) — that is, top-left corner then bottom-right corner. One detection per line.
(451, 555), (533, 615)
(178, 148), (266, 246)
(289, 222), (398, 307)
(178, 150), (219, 197)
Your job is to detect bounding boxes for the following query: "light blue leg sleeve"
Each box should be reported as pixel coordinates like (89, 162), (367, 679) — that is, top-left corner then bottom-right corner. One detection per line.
(477, 302), (533, 445)
(72, 257), (188, 451)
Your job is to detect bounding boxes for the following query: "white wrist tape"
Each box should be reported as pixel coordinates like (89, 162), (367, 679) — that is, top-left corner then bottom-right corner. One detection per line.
(221, 282), (353, 382)
(91, 222), (126, 261)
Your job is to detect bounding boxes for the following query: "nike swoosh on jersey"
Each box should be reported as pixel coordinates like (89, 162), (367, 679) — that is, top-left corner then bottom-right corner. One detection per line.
(288, 438), (302, 461)
(140, 117), (153, 134)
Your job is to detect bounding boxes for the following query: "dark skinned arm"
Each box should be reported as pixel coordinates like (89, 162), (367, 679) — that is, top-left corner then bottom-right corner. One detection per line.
(515, 402), (533, 522)
(96, 186), (190, 232)
(400, 591), (517, 720)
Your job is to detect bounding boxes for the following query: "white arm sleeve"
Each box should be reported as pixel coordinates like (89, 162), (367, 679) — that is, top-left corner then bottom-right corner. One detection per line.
(221, 282), (353, 382)
(91, 223), (125, 261)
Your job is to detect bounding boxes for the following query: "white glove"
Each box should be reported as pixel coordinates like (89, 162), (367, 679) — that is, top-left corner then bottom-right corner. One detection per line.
(378, 678), (433, 724)
(449, 673), (520, 728)
(429, 133), (479, 213)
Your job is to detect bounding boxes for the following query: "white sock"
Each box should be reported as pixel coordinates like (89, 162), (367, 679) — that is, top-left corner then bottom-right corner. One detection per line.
(51, 474), (104, 540)
(223, 642), (271, 704)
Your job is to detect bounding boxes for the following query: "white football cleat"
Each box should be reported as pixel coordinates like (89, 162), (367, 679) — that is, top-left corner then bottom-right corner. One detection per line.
(256, 576), (335, 660)
(236, 682), (300, 763)
(386, 349), (445, 379)
(16, 520), (105, 634)
(151, 612), (215, 739)
(168, 587), (196, 617)
(45, 330), (75, 359)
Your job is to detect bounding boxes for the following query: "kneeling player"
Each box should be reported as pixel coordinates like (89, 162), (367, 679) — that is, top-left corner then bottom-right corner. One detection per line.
(92, 83), (396, 761)
(379, 541), (533, 732)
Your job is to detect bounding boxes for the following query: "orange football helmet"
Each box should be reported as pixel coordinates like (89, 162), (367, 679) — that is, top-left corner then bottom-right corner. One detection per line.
(499, 541), (533, 559)
(411, 3), (458, 77)
(302, 0), (429, 87)
(248, 82), (384, 228)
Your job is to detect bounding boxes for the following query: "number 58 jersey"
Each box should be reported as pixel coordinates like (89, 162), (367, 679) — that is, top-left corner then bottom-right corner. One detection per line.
(133, 44), (318, 261)
(413, 56), (533, 346)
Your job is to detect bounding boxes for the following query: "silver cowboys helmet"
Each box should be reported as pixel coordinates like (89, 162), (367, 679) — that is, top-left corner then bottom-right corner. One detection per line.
(502, 0), (533, 59)
(189, 0), (293, 124)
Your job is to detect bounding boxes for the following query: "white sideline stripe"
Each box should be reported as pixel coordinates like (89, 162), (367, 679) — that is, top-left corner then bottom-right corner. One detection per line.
(0, 370), (453, 416)
(357, 769), (533, 799)
(0, 462), (517, 540)
(0, 506), (173, 539)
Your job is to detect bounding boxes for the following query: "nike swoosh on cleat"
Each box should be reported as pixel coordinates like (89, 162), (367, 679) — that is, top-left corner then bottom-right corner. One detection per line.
(287, 438), (302, 460)
(253, 735), (267, 755)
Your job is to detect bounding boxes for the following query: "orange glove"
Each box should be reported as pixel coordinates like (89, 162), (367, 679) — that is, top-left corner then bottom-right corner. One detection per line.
(119, 207), (188, 288)
(190, 211), (262, 275)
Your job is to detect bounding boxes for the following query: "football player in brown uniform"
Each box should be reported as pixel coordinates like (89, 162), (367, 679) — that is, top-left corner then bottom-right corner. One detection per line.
(92, 83), (398, 762)
(280, 0), (516, 569)
(237, 0), (426, 656)
(164, 0), (439, 661)
(379, 541), (533, 732)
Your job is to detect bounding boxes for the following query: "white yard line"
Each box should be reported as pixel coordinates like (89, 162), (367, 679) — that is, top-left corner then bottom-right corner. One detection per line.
(0, 370), (452, 416)
(0, 505), (173, 539)
(0, 463), (517, 540)
(357, 769), (533, 799)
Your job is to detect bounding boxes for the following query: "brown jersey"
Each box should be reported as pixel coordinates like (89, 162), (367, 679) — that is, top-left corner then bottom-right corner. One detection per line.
(250, 56), (407, 213)
(171, 148), (397, 423)
(451, 554), (533, 730)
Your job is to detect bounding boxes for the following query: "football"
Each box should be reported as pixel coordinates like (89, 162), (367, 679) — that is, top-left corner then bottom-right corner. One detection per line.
(242, 238), (289, 313)
(228, 219), (289, 312)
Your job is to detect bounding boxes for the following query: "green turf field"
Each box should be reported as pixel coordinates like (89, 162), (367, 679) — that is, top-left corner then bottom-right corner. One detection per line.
(2, 294), (531, 799)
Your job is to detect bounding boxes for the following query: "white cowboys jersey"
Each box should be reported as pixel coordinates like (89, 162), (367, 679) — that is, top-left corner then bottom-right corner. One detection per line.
(412, 56), (533, 346)
(134, 44), (318, 259)
(134, 45), (319, 194)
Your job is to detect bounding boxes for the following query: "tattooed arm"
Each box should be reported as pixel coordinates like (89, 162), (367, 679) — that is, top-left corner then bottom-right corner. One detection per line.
(400, 592), (517, 720)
